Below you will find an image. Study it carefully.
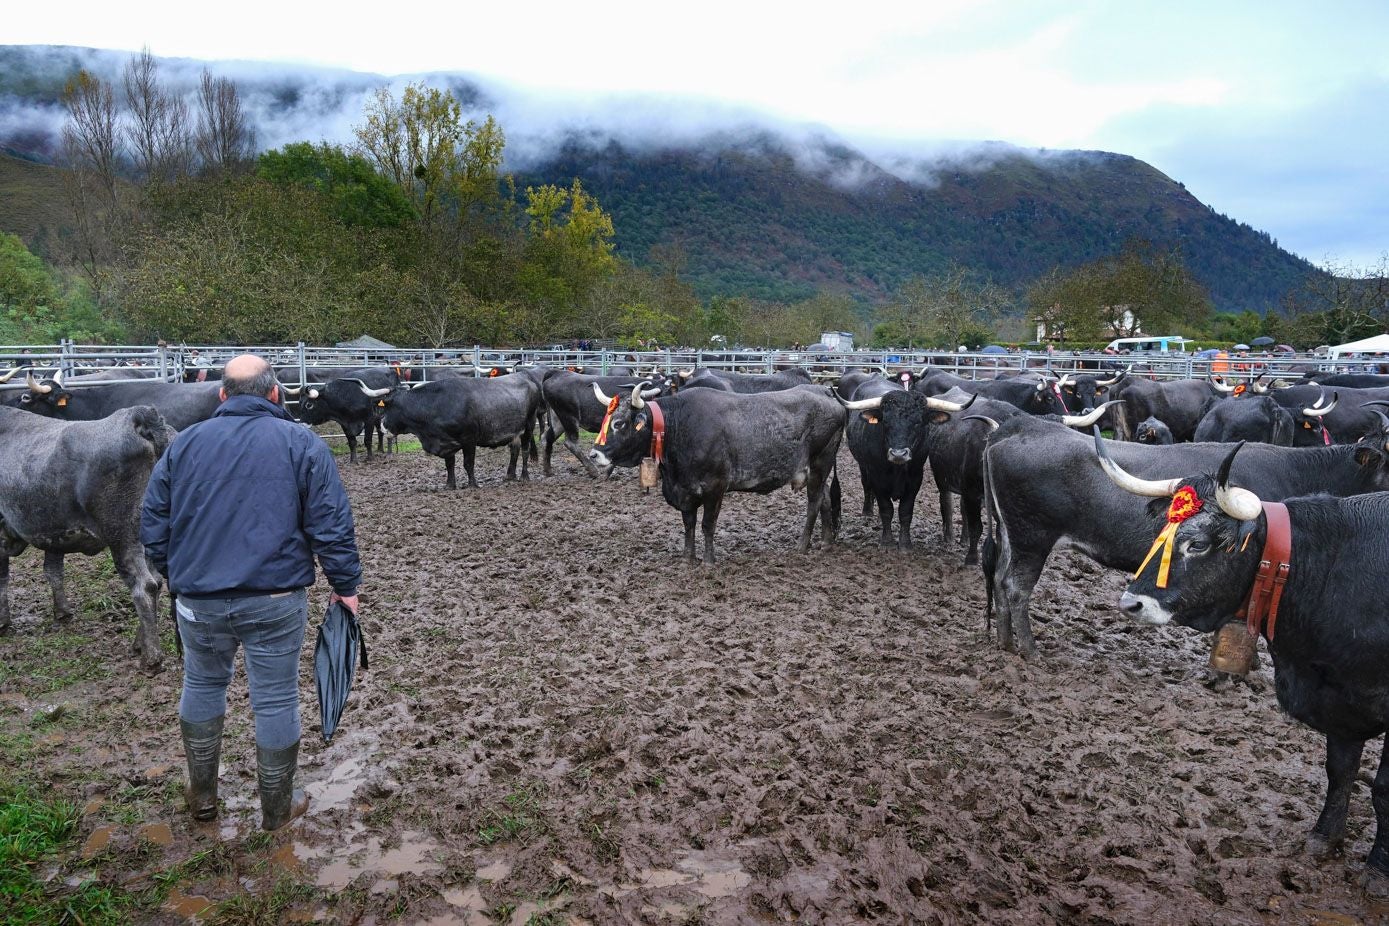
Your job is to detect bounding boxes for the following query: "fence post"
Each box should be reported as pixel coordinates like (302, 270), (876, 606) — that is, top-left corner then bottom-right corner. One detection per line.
(297, 342), (307, 388)
(665, 348), (672, 375)
(474, 344), (482, 377)
(60, 337), (74, 375)
(601, 349), (609, 375)
(156, 341), (167, 380)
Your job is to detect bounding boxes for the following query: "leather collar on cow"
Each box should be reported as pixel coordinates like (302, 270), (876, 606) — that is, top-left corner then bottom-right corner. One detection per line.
(648, 401), (666, 463)
(1237, 502), (1292, 642)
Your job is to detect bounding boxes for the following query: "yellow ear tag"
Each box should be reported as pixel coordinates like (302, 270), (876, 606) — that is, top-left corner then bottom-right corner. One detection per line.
(56, 396), (68, 407)
(863, 414), (879, 425)
(634, 420), (645, 431)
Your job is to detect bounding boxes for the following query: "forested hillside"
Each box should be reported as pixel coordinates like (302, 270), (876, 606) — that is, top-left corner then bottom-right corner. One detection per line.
(522, 138), (1317, 312)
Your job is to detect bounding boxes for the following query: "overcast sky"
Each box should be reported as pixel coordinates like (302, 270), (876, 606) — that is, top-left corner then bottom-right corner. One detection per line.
(10, 0), (1388, 267)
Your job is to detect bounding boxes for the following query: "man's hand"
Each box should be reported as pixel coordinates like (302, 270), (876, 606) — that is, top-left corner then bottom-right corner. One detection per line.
(330, 592), (359, 614)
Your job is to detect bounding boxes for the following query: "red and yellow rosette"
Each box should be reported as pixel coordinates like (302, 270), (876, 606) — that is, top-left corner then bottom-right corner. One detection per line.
(595, 395), (621, 445)
(1135, 486), (1203, 588)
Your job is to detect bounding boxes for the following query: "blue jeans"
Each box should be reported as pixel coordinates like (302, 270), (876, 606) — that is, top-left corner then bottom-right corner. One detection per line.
(177, 589), (308, 749)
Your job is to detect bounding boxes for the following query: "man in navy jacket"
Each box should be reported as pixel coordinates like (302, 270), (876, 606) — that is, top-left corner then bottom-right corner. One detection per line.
(142, 354), (362, 831)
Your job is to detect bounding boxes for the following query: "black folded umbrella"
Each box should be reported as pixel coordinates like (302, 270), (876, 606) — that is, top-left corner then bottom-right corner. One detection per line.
(314, 601), (369, 744)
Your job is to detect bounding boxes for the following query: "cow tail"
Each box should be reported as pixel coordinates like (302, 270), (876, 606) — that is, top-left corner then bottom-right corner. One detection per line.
(130, 406), (174, 458)
(980, 442), (1000, 634)
(830, 463), (842, 534)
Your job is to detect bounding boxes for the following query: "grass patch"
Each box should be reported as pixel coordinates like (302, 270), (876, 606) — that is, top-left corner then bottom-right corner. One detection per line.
(206, 876), (315, 926)
(0, 629), (112, 695)
(477, 784), (547, 846)
(0, 779), (131, 925)
(328, 437), (422, 457)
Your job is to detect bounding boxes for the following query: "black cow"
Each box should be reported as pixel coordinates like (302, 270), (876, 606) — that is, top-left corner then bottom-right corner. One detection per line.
(1107, 376), (1219, 441)
(383, 374), (541, 488)
(284, 367), (398, 464)
(0, 405), (174, 671)
(674, 367), (814, 394)
(981, 415), (1389, 656)
(541, 372), (666, 477)
(587, 384), (844, 563)
(1301, 371), (1389, 389)
(1098, 437), (1389, 893)
(838, 386), (971, 550)
(917, 371), (1068, 416)
(1193, 395), (1294, 445)
(1264, 383), (1389, 444)
(9, 371), (223, 431)
(1134, 417), (1175, 445)
(1057, 367), (1130, 415)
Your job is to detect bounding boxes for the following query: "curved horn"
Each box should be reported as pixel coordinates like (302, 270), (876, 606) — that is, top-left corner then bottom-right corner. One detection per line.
(1209, 375), (1237, 394)
(281, 384), (302, 396)
(1251, 373), (1269, 394)
(842, 394), (885, 412)
(1091, 426), (1182, 497)
(0, 366), (25, 384)
(963, 414), (999, 431)
(1215, 442), (1262, 521)
(629, 383), (647, 410)
(678, 369), (694, 379)
(26, 372), (52, 394)
(52, 369), (64, 388)
(1302, 390), (1338, 417)
(1095, 366), (1130, 387)
(592, 383), (614, 405)
(1061, 400), (1121, 429)
(639, 386), (662, 400)
(346, 378), (392, 398)
(925, 393), (975, 413)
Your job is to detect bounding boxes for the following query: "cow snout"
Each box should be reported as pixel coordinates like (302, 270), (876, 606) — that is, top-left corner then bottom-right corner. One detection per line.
(1119, 592), (1144, 616)
(887, 447), (911, 465)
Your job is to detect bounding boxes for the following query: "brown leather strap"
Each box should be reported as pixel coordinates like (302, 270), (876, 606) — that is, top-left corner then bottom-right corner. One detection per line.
(1239, 502), (1292, 641)
(648, 401), (665, 463)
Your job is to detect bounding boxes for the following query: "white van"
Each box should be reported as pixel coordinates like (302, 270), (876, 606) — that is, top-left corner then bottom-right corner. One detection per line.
(1104, 336), (1192, 353)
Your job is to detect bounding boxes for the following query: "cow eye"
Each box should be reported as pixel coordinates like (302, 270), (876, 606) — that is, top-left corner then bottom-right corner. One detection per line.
(611, 420), (624, 431)
(1186, 540), (1210, 555)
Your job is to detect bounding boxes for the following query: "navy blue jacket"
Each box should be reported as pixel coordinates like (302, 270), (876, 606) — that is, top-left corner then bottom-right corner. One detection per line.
(141, 395), (362, 598)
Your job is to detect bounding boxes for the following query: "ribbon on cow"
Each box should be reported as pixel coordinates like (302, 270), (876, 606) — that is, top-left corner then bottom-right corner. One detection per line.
(1134, 486), (1203, 588)
(595, 395), (621, 445)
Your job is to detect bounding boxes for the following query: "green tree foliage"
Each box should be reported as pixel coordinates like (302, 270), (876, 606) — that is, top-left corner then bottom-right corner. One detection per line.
(1027, 241), (1211, 345)
(521, 180), (619, 334)
(257, 143), (414, 229)
(0, 232), (122, 342)
(872, 263), (1006, 348)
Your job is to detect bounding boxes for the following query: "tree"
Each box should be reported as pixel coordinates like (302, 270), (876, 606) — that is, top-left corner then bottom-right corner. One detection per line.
(61, 69), (123, 297)
(123, 47), (192, 185)
(874, 276), (934, 348)
(195, 69), (255, 173)
(898, 262), (1009, 348)
(521, 180), (618, 333)
(258, 142), (415, 229)
(1279, 254), (1389, 345)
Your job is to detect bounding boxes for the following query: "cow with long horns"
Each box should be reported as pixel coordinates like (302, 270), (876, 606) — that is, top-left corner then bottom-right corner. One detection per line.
(10, 370), (223, 430)
(838, 384), (972, 550)
(283, 367), (399, 464)
(1105, 375), (1220, 442)
(1097, 432), (1389, 894)
(541, 371), (667, 477)
(0, 404), (175, 671)
(916, 370), (1069, 417)
(980, 413), (1389, 656)
(587, 383), (845, 563)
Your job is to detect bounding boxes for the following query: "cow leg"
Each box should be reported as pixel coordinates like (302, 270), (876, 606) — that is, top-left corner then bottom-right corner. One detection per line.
(898, 473), (921, 551)
(341, 424), (360, 464)
(0, 555), (10, 633)
(873, 488), (895, 548)
(43, 550), (74, 624)
(443, 453), (458, 490)
(961, 494), (983, 565)
(821, 475), (839, 546)
(682, 508), (698, 563)
(994, 546), (1048, 657)
(702, 495), (724, 565)
(519, 432), (530, 481)
(111, 542), (164, 672)
(1308, 735), (1366, 858)
(563, 423), (602, 479)
(542, 413), (558, 476)
(937, 485), (954, 549)
(463, 445), (479, 488)
(860, 472), (874, 518)
(1366, 738), (1389, 890)
(505, 437), (520, 481)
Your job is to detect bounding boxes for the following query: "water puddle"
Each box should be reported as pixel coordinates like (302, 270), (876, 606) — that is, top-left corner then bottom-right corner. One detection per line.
(270, 842), (302, 870)
(314, 829), (445, 890)
(443, 885), (488, 913)
(137, 823), (173, 847)
(606, 850), (751, 901)
(81, 826), (116, 859)
(475, 858), (512, 881)
(163, 887), (215, 920)
(82, 797), (104, 816)
(307, 755), (370, 812)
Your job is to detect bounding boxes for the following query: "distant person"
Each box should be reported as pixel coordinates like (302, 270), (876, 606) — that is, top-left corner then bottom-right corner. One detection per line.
(141, 354), (363, 831)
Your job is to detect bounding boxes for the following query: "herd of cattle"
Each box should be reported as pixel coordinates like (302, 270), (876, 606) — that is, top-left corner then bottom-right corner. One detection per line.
(2, 357), (1388, 892)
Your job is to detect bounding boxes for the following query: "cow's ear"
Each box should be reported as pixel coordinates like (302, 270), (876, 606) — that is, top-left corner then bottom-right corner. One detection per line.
(1097, 386), (1107, 395)
(1354, 446), (1381, 467)
(861, 413), (879, 425)
(1145, 497), (1169, 518)
(928, 411), (951, 425)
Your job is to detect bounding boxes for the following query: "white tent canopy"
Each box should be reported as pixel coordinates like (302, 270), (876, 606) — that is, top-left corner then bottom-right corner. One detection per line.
(1327, 333), (1389, 359)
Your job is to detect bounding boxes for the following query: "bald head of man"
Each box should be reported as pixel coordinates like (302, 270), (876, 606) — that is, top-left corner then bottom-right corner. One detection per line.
(220, 354), (280, 405)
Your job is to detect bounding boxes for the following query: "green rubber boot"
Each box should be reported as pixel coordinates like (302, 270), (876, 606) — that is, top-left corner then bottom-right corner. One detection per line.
(257, 740), (310, 831)
(180, 716), (224, 822)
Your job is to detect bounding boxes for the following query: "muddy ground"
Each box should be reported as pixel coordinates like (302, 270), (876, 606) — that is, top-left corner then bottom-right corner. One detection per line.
(2, 441), (1387, 925)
